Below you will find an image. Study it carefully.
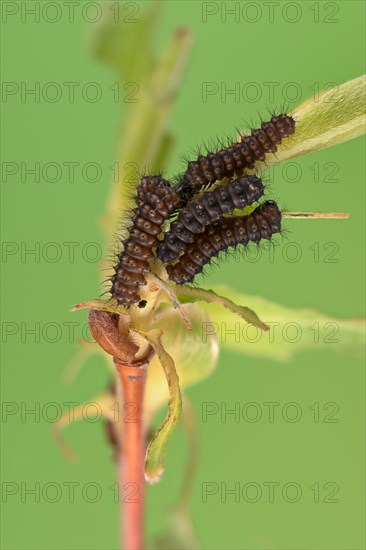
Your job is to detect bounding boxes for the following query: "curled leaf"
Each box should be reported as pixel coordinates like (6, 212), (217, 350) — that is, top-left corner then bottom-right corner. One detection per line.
(145, 304), (218, 418)
(138, 329), (182, 483)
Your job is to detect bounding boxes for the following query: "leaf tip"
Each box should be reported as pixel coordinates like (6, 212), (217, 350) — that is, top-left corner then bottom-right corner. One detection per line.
(145, 467), (164, 485)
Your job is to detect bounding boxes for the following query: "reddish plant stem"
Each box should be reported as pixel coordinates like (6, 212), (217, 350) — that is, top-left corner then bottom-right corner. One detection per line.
(115, 359), (147, 550)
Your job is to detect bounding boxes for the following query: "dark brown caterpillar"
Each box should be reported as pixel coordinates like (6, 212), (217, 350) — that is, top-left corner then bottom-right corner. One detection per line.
(176, 114), (295, 205)
(166, 200), (281, 284)
(110, 176), (181, 307)
(157, 175), (265, 264)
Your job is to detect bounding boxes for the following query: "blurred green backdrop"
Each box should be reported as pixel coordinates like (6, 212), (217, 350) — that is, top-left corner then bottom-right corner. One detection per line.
(1, 1), (365, 549)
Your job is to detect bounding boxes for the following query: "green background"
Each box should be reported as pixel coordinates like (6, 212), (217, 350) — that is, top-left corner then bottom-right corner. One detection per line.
(1, 1), (365, 549)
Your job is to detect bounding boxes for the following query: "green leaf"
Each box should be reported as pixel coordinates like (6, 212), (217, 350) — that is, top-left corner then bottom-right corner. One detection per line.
(145, 304), (218, 417)
(141, 329), (182, 483)
(198, 284), (365, 362)
(257, 75), (366, 168)
(173, 285), (269, 331)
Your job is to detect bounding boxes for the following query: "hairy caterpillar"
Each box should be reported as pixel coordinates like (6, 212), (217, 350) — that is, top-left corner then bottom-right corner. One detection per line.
(157, 175), (265, 263)
(110, 176), (181, 307)
(175, 114), (295, 205)
(166, 200), (282, 285)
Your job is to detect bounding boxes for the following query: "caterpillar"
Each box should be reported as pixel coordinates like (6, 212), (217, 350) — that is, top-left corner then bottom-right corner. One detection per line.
(157, 175), (265, 263)
(110, 176), (181, 307)
(166, 200), (282, 285)
(175, 114), (295, 205)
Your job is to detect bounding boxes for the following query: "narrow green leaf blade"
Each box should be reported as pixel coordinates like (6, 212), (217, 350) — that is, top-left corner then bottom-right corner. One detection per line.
(142, 330), (182, 483)
(198, 285), (365, 362)
(174, 285), (269, 331)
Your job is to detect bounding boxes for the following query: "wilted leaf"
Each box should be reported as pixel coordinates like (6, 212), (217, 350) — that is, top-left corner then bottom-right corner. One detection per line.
(199, 284), (365, 361)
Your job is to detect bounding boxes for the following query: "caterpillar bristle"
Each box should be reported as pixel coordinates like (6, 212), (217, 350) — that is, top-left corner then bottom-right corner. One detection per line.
(110, 176), (181, 307)
(176, 114), (295, 207)
(157, 175), (265, 263)
(105, 112), (296, 303)
(166, 200), (282, 285)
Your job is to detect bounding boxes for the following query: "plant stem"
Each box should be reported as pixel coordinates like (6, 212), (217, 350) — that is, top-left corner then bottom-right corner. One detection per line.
(115, 359), (147, 550)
